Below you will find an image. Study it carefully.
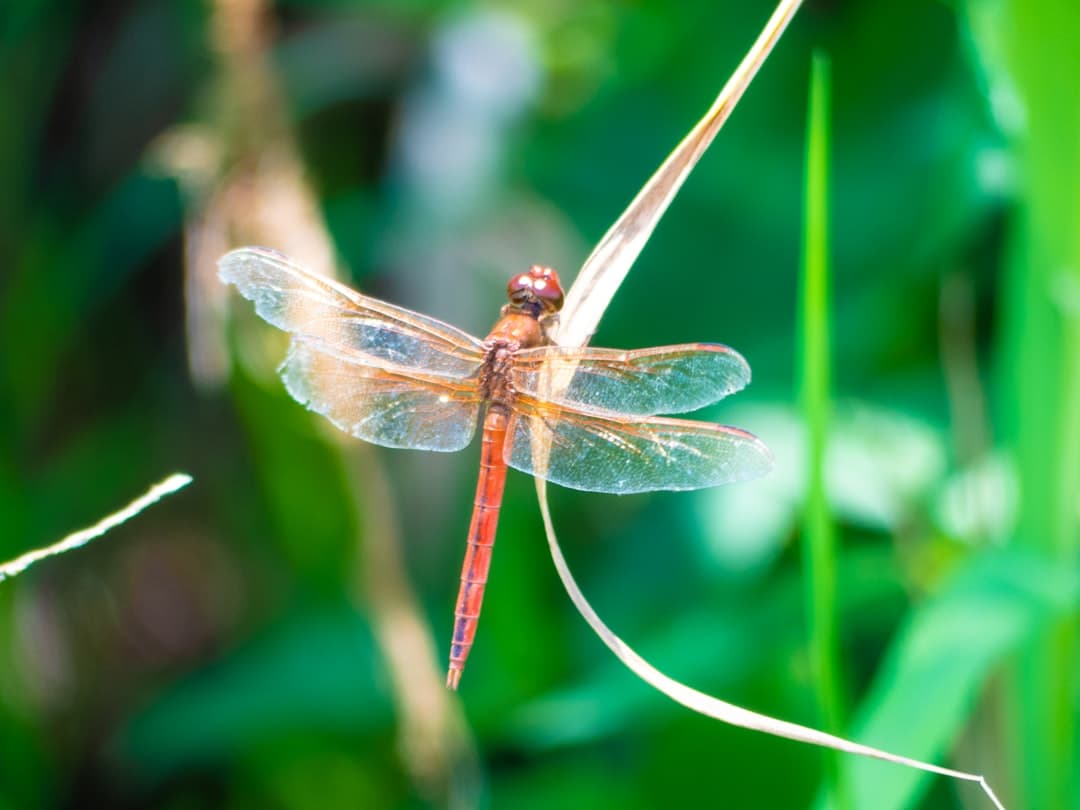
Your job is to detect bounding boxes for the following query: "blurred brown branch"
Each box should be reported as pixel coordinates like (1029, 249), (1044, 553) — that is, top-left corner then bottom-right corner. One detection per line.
(148, 0), (479, 803)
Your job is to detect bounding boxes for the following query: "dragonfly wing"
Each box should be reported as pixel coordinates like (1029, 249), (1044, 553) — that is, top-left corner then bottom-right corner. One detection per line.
(511, 344), (751, 416)
(506, 396), (772, 494)
(282, 338), (481, 452)
(220, 246), (486, 378)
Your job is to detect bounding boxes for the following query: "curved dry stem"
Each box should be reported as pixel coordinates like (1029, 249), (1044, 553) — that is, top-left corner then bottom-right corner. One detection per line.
(191, 0), (475, 798)
(536, 478), (1003, 808)
(0, 474), (193, 582)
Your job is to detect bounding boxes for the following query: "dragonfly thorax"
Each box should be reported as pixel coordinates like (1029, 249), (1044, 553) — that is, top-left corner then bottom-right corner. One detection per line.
(477, 339), (519, 405)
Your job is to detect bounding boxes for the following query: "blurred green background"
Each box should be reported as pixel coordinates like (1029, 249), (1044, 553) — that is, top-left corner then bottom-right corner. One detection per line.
(2, 0), (1077, 808)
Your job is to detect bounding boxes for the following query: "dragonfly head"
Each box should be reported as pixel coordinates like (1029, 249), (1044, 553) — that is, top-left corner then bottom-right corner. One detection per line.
(507, 265), (564, 318)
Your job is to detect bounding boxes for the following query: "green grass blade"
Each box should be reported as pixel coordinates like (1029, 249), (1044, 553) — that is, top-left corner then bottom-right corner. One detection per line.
(798, 49), (848, 807)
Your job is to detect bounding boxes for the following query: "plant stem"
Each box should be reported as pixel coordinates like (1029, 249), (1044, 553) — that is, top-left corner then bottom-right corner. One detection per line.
(798, 49), (849, 810)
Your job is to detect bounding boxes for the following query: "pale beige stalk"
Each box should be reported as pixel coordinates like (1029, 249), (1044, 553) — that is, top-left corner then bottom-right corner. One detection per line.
(1, 474), (193, 582)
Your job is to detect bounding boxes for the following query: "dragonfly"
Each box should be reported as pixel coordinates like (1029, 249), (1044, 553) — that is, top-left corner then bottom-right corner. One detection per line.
(219, 246), (772, 689)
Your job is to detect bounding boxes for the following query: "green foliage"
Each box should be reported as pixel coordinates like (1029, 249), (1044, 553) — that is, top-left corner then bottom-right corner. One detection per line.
(968, 1), (1080, 806)
(1, 1), (1076, 808)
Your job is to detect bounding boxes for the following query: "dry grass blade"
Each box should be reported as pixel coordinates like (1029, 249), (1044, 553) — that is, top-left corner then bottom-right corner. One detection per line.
(553, 0), (804, 348)
(195, 0), (477, 799)
(536, 479), (1003, 809)
(531, 0), (803, 509)
(0, 474), (193, 582)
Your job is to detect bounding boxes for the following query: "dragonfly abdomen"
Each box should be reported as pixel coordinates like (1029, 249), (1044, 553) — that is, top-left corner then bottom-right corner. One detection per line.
(447, 407), (510, 689)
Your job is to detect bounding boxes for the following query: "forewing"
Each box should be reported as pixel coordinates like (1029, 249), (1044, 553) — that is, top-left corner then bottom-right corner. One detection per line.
(219, 246), (485, 378)
(282, 338), (480, 452)
(506, 396), (772, 494)
(511, 344), (751, 416)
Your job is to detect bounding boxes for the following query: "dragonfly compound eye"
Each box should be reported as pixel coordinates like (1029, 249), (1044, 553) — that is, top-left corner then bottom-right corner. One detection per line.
(526, 265), (565, 312)
(507, 272), (533, 297)
(507, 267), (565, 313)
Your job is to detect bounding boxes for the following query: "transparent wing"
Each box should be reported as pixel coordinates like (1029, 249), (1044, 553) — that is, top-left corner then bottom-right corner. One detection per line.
(220, 246), (486, 378)
(506, 396), (772, 494)
(282, 338), (481, 452)
(511, 344), (750, 416)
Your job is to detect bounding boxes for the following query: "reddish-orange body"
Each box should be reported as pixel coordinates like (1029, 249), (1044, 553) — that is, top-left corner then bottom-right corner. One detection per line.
(447, 270), (562, 689)
(447, 407), (508, 689)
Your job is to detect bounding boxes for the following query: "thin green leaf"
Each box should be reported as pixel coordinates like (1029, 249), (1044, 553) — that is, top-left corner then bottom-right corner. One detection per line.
(799, 49), (848, 808)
